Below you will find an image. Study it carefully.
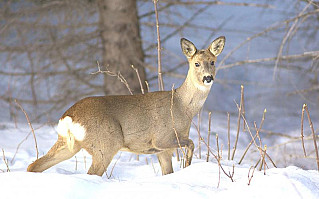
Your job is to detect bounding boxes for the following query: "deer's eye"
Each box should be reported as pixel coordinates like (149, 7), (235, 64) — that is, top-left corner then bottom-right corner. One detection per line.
(210, 61), (215, 66)
(195, 63), (200, 67)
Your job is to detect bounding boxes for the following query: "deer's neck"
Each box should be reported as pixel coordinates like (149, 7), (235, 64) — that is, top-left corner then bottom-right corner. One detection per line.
(175, 74), (211, 118)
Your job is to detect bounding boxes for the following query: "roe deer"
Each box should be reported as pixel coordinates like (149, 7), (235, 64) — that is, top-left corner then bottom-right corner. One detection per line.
(27, 36), (225, 176)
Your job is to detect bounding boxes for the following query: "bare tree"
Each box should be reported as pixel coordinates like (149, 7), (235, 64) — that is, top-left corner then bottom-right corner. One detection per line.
(0, 0), (318, 128)
(0, 0), (147, 121)
(97, 0), (146, 95)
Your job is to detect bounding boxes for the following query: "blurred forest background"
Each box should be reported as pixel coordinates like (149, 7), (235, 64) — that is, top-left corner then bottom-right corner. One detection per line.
(0, 0), (318, 136)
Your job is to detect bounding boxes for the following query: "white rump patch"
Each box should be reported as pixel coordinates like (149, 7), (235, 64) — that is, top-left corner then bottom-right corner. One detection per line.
(57, 116), (86, 141)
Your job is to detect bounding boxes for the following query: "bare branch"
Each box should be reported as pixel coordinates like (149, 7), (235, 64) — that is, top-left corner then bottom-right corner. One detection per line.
(153, 0), (164, 91)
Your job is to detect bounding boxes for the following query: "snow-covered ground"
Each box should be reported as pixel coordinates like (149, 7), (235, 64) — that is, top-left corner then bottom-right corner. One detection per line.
(0, 121), (319, 199)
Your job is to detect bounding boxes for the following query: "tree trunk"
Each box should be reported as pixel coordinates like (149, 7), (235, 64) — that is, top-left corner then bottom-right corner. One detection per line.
(97, 0), (147, 95)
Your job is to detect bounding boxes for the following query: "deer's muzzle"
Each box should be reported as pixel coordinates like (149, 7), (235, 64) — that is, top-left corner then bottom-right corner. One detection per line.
(203, 75), (214, 85)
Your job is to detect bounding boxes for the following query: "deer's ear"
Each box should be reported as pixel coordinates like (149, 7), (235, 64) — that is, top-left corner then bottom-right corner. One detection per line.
(181, 38), (197, 58)
(209, 36), (225, 57)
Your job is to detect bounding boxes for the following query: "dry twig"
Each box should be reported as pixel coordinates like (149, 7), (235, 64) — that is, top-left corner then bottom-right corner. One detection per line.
(191, 120), (234, 183)
(106, 153), (122, 179)
(301, 104), (307, 157)
(206, 112), (212, 162)
(2, 149), (10, 172)
(303, 104), (319, 171)
(238, 108), (266, 165)
(247, 166), (255, 185)
(198, 111), (202, 159)
(15, 99), (39, 159)
(234, 101), (277, 168)
(227, 112), (230, 160)
(131, 65), (145, 94)
(231, 85), (244, 160)
(91, 61), (133, 95)
(216, 134), (220, 160)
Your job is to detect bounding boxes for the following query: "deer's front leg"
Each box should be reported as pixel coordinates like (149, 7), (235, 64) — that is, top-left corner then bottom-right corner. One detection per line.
(157, 150), (174, 175)
(182, 139), (194, 167)
(155, 137), (194, 168)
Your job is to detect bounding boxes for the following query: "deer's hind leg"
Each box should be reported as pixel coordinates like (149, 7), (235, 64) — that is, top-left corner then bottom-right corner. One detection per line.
(87, 149), (119, 176)
(84, 119), (124, 176)
(27, 136), (81, 172)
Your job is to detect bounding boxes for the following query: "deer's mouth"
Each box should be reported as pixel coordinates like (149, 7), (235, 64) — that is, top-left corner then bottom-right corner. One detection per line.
(202, 75), (214, 85)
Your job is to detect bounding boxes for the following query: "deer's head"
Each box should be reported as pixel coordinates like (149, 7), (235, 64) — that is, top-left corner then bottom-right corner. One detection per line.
(181, 36), (225, 91)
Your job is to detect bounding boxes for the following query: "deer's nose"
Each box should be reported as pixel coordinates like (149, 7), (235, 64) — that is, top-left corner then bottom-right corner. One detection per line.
(203, 75), (214, 84)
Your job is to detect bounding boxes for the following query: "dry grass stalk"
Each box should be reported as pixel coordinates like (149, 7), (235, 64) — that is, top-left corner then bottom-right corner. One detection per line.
(2, 149), (10, 172)
(238, 109), (266, 165)
(258, 145), (267, 172)
(263, 145), (267, 174)
(234, 101), (276, 169)
(227, 112), (230, 160)
(198, 111), (202, 159)
(192, 121), (235, 182)
(206, 112), (212, 162)
(217, 160), (221, 188)
(131, 65), (145, 94)
(150, 157), (158, 175)
(11, 131), (32, 164)
(176, 149), (180, 162)
(254, 158), (261, 168)
(254, 122), (263, 150)
(247, 166), (255, 186)
(153, 0), (164, 91)
(231, 85), (244, 160)
(241, 85), (246, 132)
(75, 156), (78, 171)
(82, 149), (87, 170)
(216, 134), (220, 160)
(191, 120), (234, 183)
(15, 99), (39, 159)
(106, 152), (122, 179)
(254, 121), (264, 166)
(303, 104), (319, 171)
(301, 104), (307, 157)
(238, 134), (257, 165)
(145, 81), (150, 93)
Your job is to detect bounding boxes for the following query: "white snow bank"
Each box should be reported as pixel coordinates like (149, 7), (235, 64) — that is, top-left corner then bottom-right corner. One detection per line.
(0, 123), (319, 199)
(0, 163), (318, 199)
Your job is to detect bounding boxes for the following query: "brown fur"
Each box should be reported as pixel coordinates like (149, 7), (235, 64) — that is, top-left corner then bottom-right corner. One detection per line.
(27, 36), (225, 176)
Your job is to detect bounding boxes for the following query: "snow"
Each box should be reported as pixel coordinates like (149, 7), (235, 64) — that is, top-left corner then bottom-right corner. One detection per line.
(1, 122), (319, 199)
